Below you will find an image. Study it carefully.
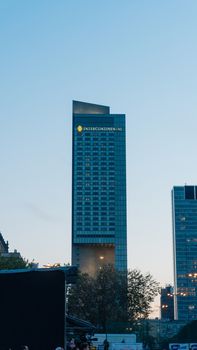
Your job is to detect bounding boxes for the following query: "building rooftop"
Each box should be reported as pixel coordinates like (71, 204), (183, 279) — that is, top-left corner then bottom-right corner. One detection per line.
(73, 100), (110, 114)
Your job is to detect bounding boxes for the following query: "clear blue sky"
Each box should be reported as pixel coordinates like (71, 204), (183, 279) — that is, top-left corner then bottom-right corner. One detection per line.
(1, 0), (197, 313)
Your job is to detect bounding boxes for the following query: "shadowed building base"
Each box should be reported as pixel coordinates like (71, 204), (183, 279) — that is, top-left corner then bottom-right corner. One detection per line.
(72, 244), (115, 275)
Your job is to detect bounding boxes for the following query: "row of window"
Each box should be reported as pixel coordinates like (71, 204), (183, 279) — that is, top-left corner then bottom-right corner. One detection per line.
(77, 162), (115, 166)
(76, 200), (115, 203)
(76, 234), (115, 238)
(76, 191), (115, 194)
(76, 223), (115, 227)
(76, 152), (115, 156)
(76, 178), (115, 182)
(75, 227), (115, 231)
(76, 146), (116, 149)
(77, 181), (115, 185)
(76, 194), (115, 198)
(76, 172), (115, 176)
(76, 207), (115, 211)
(75, 136), (123, 141)
(76, 215), (115, 219)
(76, 214), (115, 217)
(75, 138), (120, 143)
(77, 182), (115, 185)
(76, 158), (115, 163)
(77, 166), (115, 170)
(76, 134), (115, 139)
(77, 195), (115, 198)
(76, 223), (115, 226)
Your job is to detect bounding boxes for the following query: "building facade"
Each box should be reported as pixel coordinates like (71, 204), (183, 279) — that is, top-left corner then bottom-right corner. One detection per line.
(72, 101), (127, 275)
(160, 285), (174, 320)
(139, 319), (187, 349)
(0, 232), (9, 254)
(0, 232), (21, 258)
(172, 185), (197, 320)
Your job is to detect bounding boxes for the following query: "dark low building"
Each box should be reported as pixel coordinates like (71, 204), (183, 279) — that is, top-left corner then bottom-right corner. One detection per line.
(0, 266), (78, 350)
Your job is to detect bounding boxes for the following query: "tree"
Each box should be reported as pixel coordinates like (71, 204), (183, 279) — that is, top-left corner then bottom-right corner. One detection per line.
(67, 265), (159, 331)
(0, 255), (35, 270)
(67, 265), (127, 331)
(127, 269), (160, 321)
(67, 272), (97, 323)
(95, 264), (127, 331)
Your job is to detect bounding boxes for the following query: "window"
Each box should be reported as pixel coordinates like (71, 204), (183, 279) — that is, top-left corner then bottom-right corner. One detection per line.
(185, 186), (195, 200)
(84, 218), (90, 222)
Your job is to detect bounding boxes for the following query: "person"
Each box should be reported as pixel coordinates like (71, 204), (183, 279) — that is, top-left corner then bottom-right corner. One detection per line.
(103, 339), (109, 350)
(80, 343), (89, 350)
(69, 339), (76, 350)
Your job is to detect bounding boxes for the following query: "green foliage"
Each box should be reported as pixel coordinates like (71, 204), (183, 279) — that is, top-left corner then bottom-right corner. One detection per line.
(95, 265), (128, 330)
(67, 265), (159, 331)
(67, 272), (96, 322)
(0, 255), (35, 270)
(68, 265), (127, 331)
(127, 269), (160, 321)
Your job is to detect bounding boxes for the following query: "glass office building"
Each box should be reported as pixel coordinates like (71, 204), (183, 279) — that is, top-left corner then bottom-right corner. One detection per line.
(72, 101), (127, 275)
(172, 186), (197, 320)
(160, 285), (174, 320)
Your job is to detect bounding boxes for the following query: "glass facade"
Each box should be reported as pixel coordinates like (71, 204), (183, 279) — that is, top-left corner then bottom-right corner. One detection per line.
(160, 285), (174, 320)
(72, 101), (127, 275)
(172, 186), (197, 320)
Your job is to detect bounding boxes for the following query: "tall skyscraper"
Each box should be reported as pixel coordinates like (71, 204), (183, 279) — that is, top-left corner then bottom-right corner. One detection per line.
(72, 101), (127, 275)
(172, 185), (197, 320)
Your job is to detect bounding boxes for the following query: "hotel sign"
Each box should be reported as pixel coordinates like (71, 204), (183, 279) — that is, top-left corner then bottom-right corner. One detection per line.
(77, 125), (122, 133)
